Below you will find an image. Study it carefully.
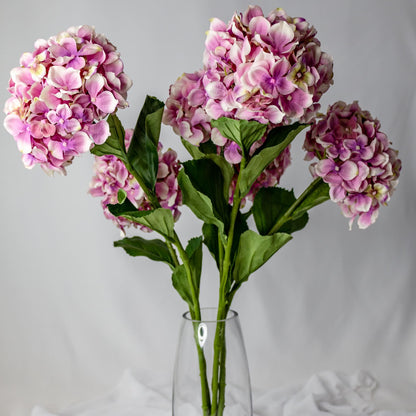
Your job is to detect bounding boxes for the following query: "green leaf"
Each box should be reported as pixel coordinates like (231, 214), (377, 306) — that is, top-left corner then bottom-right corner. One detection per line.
(202, 223), (221, 269)
(199, 140), (218, 155)
(291, 178), (330, 220)
(180, 141), (235, 202)
(108, 200), (175, 241)
(117, 189), (127, 204)
(211, 117), (267, 157)
(172, 265), (193, 308)
(232, 230), (292, 284)
(113, 236), (174, 269)
(253, 187), (309, 235)
(239, 123), (308, 197)
(181, 138), (205, 159)
(90, 114), (127, 163)
(127, 96), (165, 192)
(182, 158), (231, 229)
(178, 165), (227, 237)
(134, 95), (165, 147)
(186, 237), (203, 296)
(205, 154), (235, 203)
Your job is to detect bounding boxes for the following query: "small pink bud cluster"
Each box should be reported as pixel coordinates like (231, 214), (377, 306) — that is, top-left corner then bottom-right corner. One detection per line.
(304, 101), (401, 229)
(89, 129), (182, 233)
(163, 5), (333, 199)
(4, 25), (132, 174)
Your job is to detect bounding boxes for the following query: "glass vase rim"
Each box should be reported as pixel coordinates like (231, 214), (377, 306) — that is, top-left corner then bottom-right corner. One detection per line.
(182, 307), (238, 323)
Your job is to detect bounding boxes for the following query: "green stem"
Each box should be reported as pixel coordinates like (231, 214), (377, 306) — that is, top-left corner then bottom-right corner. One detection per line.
(217, 329), (227, 416)
(167, 241), (180, 268)
(172, 231), (211, 414)
(217, 230), (224, 276)
(211, 158), (246, 415)
(268, 177), (324, 235)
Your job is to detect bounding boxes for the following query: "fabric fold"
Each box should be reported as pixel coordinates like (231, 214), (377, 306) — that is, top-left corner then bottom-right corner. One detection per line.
(31, 370), (416, 416)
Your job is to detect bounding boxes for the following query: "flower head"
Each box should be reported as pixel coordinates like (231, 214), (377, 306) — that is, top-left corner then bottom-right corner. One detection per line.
(89, 129), (182, 233)
(163, 6), (333, 200)
(304, 101), (401, 228)
(4, 25), (132, 174)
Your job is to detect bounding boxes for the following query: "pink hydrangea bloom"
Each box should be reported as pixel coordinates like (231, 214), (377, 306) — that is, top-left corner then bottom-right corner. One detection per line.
(304, 101), (401, 229)
(89, 129), (182, 233)
(4, 25), (132, 174)
(163, 6), (333, 200)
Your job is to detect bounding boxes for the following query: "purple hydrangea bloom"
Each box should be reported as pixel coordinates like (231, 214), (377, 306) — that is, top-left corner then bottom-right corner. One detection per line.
(304, 101), (401, 229)
(163, 6), (333, 201)
(4, 25), (132, 174)
(89, 129), (182, 233)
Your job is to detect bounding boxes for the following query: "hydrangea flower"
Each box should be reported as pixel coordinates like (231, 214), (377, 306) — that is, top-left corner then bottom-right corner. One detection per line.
(4, 25), (132, 174)
(89, 129), (182, 233)
(163, 5), (333, 201)
(304, 101), (402, 229)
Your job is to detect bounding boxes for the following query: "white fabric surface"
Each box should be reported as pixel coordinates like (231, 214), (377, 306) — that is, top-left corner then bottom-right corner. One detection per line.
(31, 370), (416, 416)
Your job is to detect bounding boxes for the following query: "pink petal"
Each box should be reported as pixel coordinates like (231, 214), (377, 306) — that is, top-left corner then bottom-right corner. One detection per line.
(95, 91), (118, 113)
(4, 114), (32, 154)
(339, 161), (358, 181)
(48, 141), (64, 159)
(357, 208), (378, 229)
(188, 128), (204, 146)
(157, 162), (169, 179)
(105, 72), (121, 90)
(205, 82), (227, 100)
(224, 141), (242, 164)
(70, 131), (92, 153)
(211, 128), (227, 146)
(270, 21), (295, 54)
(89, 120), (110, 144)
(39, 85), (61, 109)
(276, 77), (295, 95)
(155, 181), (169, 199)
(56, 104), (72, 120)
(188, 89), (206, 106)
(10, 67), (34, 85)
(65, 118), (81, 133)
(30, 120), (56, 138)
(4, 113), (25, 136)
(249, 16), (271, 36)
(67, 57), (86, 70)
(315, 159), (335, 176)
(329, 185), (346, 202)
(31, 146), (48, 162)
(79, 43), (103, 56)
(22, 153), (37, 169)
(354, 194), (372, 212)
(265, 105), (284, 124)
(247, 65), (268, 86)
(85, 73), (105, 99)
(205, 99), (226, 119)
(48, 66), (81, 90)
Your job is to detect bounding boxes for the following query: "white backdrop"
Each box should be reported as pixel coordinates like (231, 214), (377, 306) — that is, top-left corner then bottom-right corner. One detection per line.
(1, 1), (415, 415)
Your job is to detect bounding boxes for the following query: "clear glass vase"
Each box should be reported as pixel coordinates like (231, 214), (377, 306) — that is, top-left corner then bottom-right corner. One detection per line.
(173, 308), (252, 416)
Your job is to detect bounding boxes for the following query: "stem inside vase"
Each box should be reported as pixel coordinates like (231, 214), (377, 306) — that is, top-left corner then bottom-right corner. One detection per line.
(172, 308), (252, 416)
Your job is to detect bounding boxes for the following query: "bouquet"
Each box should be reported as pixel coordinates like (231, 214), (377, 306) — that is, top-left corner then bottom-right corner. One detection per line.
(4, 5), (401, 416)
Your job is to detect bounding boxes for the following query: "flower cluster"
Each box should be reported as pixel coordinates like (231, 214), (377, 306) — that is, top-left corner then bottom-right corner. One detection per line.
(89, 129), (182, 233)
(163, 5), (333, 200)
(304, 101), (401, 229)
(4, 25), (132, 174)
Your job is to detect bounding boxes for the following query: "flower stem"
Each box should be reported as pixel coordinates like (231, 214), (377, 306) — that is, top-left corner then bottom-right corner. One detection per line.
(172, 231), (211, 413)
(211, 157), (246, 415)
(268, 177), (324, 235)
